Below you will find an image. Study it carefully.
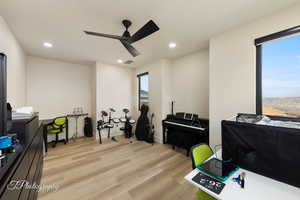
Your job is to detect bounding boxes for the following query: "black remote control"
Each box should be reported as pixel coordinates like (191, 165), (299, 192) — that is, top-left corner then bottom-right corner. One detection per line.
(192, 172), (226, 195)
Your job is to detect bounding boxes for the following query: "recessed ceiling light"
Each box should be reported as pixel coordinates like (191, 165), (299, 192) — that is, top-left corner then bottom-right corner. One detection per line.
(169, 42), (177, 49)
(117, 59), (123, 64)
(43, 42), (53, 48)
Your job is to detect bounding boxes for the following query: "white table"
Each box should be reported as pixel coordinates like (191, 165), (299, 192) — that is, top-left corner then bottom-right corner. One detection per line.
(67, 113), (88, 140)
(184, 151), (300, 200)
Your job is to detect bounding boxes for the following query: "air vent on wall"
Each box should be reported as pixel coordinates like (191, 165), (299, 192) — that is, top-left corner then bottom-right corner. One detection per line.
(124, 60), (134, 65)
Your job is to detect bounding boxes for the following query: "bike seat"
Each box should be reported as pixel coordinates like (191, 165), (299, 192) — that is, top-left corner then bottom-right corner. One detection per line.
(119, 118), (126, 123)
(101, 111), (108, 117)
(123, 108), (129, 114)
(104, 124), (114, 128)
(129, 119), (136, 124)
(112, 118), (120, 123)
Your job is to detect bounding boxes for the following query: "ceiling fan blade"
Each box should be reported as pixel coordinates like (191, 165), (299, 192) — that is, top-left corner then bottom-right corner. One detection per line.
(120, 40), (140, 57)
(84, 31), (128, 40)
(128, 20), (159, 44)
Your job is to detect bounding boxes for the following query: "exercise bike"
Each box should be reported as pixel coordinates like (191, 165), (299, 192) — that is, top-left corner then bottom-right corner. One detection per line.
(97, 111), (110, 144)
(119, 108), (136, 138)
(96, 108), (120, 144)
(107, 108), (120, 138)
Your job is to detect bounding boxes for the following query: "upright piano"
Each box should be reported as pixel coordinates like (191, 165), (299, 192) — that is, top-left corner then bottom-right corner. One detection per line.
(162, 113), (209, 156)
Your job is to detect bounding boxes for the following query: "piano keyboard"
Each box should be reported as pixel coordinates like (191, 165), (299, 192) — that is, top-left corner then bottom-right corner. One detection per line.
(164, 121), (205, 131)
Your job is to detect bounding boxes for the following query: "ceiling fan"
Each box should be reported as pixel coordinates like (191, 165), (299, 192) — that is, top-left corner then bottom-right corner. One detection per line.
(84, 19), (160, 57)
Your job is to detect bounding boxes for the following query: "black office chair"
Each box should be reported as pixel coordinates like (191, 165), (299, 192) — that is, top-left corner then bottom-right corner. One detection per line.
(46, 116), (68, 147)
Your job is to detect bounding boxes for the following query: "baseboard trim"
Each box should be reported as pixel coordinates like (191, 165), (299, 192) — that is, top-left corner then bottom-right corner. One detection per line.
(154, 135), (163, 144)
(96, 131), (124, 140)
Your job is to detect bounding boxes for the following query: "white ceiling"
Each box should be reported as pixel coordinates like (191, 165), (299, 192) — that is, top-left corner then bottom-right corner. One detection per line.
(0, 0), (298, 67)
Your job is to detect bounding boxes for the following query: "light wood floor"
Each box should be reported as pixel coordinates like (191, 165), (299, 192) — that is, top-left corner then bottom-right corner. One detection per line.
(38, 136), (197, 200)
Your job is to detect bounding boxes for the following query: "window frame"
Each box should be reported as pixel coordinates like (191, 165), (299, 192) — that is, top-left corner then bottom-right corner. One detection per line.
(137, 72), (149, 110)
(255, 25), (300, 115)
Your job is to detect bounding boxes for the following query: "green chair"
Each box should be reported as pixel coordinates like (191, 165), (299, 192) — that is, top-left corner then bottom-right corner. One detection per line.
(46, 116), (68, 148)
(191, 144), (217, 200)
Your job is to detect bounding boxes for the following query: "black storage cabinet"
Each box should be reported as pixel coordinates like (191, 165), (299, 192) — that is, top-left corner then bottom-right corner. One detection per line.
(0, 115), (44, 200)
(222, 117), (300, 188)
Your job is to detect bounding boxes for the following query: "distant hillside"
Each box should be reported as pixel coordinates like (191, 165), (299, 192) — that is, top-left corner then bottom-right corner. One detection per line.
(263, 97), (300, 117)
(264, 97), (300, 104)
(140, 90), (149, 99)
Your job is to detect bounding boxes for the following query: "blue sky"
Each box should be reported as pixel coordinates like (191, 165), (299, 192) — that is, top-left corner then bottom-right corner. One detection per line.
(263, 34), (300, 98)
(140, 74), (149, 91)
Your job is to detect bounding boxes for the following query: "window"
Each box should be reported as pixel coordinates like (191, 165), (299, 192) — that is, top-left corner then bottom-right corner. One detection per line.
(138, 72), (149, 110)
(256, 25), (300, 117)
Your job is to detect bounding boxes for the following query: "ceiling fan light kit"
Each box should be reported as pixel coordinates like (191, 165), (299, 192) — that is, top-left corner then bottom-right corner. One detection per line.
(84, 19), (160, 57)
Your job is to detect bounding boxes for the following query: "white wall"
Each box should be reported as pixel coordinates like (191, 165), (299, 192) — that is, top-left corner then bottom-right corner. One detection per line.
(91, 64), (97, 136)
(27, 56), (93, 138)
(209, 4), (300, 147)
(133, 51), (210, 143)
(96, 62), (133, 139)
(133, 60), (172, 143)
(171, 50), (209, 117)
(0, 16), (27, 108)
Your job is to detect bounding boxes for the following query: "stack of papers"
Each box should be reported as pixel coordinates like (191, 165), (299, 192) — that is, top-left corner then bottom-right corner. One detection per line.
(12, 107), (34, 120)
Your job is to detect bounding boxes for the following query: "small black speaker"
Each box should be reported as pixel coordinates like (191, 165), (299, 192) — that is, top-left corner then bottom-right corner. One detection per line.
(7, 103), (12, 132)
(84, 117), (93, 137)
